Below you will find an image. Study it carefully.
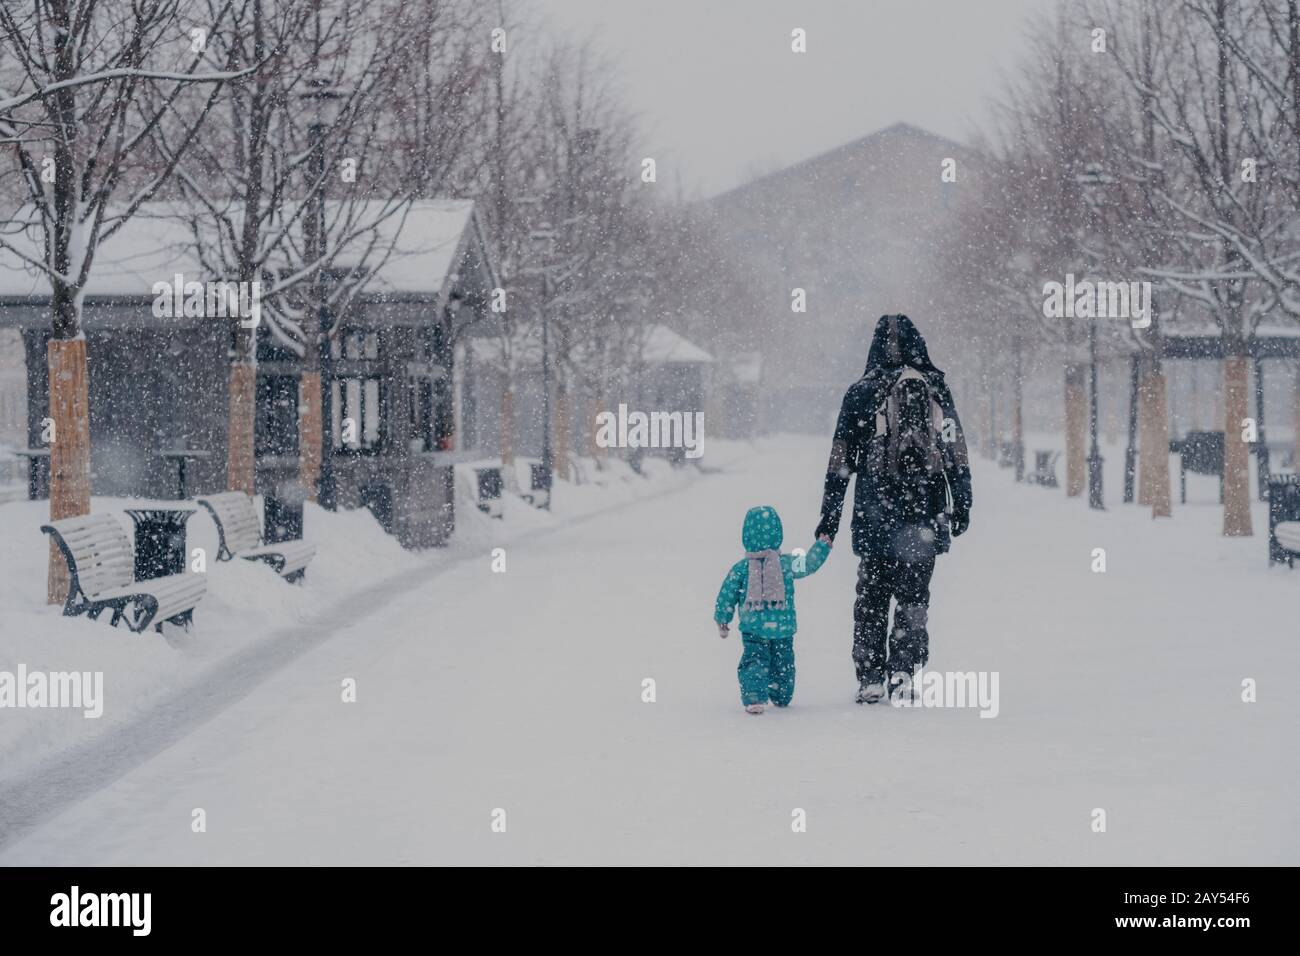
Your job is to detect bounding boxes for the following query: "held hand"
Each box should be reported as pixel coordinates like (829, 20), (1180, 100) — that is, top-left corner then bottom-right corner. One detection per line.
(717, 623), (729, 640)
(817, 533), (832, 546)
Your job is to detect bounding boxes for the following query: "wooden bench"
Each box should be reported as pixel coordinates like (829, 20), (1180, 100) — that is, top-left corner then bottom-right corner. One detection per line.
(41, 513), (206, 632)
(197, 491), (316, 582)
(1267, 475), (1300, 567)
(1026, 450), (1060, 488)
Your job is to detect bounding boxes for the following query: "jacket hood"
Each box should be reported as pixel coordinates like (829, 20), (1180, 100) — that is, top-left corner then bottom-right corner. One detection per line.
(864, 313), (943, 378)
(742, 505), (784, 552)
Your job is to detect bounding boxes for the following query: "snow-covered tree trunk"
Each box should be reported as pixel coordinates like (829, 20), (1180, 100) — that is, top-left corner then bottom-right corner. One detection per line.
(223, 0), (276, 497)
(45, 334), (91, 604)
(227, 363), (257, 496)
(500, 385), (515, 468)
(1137, 360), (1153, 507)
(43, 59), (90, 601)
(580, 389), (598, 459)
(1293, 363), (1300, 466)
(1222, 354), (1254, 535)
(1065, 363), (1087, 497)
(1146, 360), (1172, 518)
(298, 372), (323, 504)
(553, 379), (571, 482)
(2, 2), (241, 600)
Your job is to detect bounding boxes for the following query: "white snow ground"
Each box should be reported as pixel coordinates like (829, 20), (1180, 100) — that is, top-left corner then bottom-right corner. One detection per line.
(1, 435), (1297, 865)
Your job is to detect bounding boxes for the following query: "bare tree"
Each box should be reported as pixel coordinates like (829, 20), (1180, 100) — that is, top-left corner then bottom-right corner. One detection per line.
(155, 0), (490, 498)
(0, 0), (251, 601)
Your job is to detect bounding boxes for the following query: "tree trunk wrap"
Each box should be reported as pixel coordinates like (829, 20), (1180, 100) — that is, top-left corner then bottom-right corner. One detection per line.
(227, 362), (257, 496)
(553, 386), (571, 482)
(500, 386), (514, 467)
(298, 371), (322, 504)
(46, 338), (92, 604)
(579, 395), (595, 459)
(1293, 363), (1300, 468)
(1065, 362), (1087, 498)
(1137, 360), (1153, 507)
(1148, 370), (1172, 518)
(1222, 356), (1253, 536)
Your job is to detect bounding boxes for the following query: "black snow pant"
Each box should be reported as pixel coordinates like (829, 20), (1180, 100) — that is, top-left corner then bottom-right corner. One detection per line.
(853, 555), (935, 685)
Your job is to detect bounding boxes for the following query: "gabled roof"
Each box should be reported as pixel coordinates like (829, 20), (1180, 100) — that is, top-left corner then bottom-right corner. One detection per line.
(469, 323), (713, 368)
(640, 324), (714, 364)
(706, 121), (976, 206)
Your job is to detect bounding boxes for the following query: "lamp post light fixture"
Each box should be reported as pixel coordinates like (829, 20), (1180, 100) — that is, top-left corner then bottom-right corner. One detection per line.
(528, 223), (558, 509)
(1012, 329), (1024, 482)
(299, 76), (347, 510)
(1087, 311), (1104, 510)
(1075, 162), (1113, 512)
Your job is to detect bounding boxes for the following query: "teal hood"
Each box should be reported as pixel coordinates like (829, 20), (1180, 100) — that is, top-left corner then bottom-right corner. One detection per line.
(742, 506), (784, 552)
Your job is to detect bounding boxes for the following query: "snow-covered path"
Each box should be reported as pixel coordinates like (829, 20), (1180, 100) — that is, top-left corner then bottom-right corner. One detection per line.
(2, 436), (1297, 865)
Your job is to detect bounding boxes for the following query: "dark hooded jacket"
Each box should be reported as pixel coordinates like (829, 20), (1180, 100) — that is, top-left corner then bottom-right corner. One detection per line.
(815, 314), (973, 559)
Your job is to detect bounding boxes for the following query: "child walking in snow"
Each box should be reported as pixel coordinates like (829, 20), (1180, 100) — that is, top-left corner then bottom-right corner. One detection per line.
(714, 505), (831, 714)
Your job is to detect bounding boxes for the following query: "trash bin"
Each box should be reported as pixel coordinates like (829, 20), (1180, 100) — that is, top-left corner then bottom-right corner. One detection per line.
(124, 508), (195, 581)
(264, 483), (306, 543)
(529, 463), (550, 510)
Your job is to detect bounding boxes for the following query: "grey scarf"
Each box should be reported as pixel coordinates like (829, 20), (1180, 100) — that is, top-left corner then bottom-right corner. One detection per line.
(743, 549), (786, 610)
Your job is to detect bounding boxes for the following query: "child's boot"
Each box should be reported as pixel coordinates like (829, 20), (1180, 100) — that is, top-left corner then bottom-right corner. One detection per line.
(745, 703), (765, 715)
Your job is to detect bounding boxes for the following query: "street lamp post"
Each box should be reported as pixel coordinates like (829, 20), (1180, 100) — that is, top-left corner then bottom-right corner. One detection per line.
(1123, 354), (1139, 504)
(529, 223), (557, 509)
(1087, 313), (1104, 509)
(1077, 162), (1111, 511)
(300, 77), (345, 511)
(1013, 330), (1025, 482)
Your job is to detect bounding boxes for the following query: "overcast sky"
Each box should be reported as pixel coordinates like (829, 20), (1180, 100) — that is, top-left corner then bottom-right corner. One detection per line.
(537, 0), (1043, 198)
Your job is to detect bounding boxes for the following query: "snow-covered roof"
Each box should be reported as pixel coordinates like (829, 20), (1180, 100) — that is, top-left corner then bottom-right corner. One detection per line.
(469, 323), (713, 369)
(640, 324), (714, 364)
(1164, 321), (1300, 338)
(0, 199), (492, 301)
(725, 351), (762, 383)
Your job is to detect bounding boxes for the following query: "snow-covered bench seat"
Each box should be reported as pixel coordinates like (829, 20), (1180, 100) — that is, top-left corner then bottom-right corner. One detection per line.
(1276, 522), (1300, 557)
(41, 513), (206, 632)
(1267, 475), (1300, 567)
(1027, 449), (1060, 488)
(197, 491), (315, 582)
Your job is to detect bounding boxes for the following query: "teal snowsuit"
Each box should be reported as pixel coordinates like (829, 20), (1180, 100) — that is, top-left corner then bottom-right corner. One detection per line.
(714, 506), (830, 706)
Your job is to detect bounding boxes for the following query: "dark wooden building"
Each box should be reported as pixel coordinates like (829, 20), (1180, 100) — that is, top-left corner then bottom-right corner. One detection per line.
(0, 200), (498, 548)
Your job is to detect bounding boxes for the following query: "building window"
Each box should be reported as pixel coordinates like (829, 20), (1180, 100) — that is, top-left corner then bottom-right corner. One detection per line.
(422, 323), (455, 451)
(332, 330), (380, 362)
(409, 376), (434, 452)
(432, 375), (453, 450)
(332, 377), (383, 450)
(331, 329), (385, 452)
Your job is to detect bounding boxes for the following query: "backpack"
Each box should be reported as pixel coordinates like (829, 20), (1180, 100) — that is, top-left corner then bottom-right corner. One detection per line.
(864, 367), (945, 484)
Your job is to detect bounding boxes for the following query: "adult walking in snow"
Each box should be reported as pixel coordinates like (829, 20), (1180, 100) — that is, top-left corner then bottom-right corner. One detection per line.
(815, 314), (973, 704)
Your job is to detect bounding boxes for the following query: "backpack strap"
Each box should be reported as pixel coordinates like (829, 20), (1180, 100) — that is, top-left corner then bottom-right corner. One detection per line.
(874, 367), (947, 478)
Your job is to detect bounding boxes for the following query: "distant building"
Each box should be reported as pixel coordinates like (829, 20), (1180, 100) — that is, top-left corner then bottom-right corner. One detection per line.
(711, 350), (763, 440)
(637, 324), (713, 424)
(706, 122), (985, 432)
(467, 323), (715, 464)
(0, 200), (498, 547)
